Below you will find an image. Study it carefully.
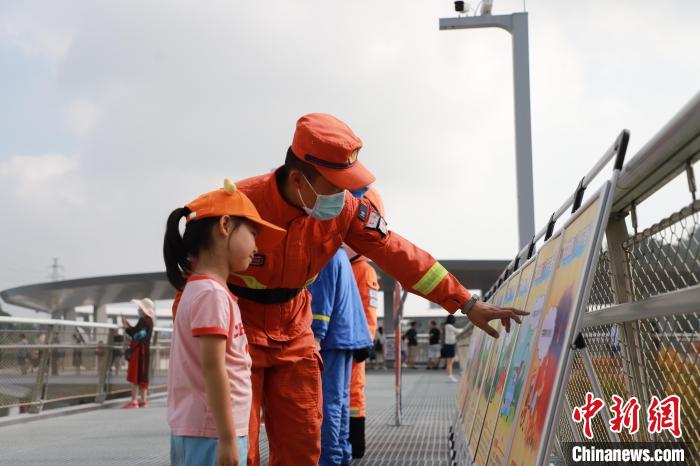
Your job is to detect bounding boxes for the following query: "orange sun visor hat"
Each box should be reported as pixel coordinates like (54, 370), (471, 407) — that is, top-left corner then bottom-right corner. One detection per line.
(290, 113), (376, 191)
(185, 179), (286, 250)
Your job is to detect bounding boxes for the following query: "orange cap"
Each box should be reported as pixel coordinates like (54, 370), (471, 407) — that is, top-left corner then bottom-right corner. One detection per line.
(185, 179), (286, 250)
(290, 113), (375, 190)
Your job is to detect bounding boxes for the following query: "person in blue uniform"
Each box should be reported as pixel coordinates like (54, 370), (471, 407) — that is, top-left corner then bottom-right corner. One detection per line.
(309, 248), (373, 466)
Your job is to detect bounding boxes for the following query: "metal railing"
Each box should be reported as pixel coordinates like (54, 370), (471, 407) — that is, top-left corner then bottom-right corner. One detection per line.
(0, 316), (171, 416)
(455, 92), (700, 464)
(558, 93), (700, 462)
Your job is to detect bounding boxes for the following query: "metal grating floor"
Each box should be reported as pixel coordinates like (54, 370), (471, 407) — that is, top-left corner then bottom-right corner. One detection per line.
(0, 370), (458, 465)
(260, 370), (458, 466)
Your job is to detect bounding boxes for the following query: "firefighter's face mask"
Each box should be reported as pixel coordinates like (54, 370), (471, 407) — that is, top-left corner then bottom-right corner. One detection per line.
(297, 173), (345, 220)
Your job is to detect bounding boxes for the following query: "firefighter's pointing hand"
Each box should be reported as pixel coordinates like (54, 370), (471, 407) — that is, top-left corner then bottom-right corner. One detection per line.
(460, 295), (529, 338)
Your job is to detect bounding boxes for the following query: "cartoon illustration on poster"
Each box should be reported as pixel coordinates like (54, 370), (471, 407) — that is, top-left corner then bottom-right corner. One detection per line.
(458, 329), (483, 417)
(458, 294), (493, 414)
(467, 276), (515, 458)
(467, 317), (505, 458)
(506, 197), (602, 466)
(473, 271), (524, 466)
(462, 285), (507, 439)
(487, 235), (563, 466)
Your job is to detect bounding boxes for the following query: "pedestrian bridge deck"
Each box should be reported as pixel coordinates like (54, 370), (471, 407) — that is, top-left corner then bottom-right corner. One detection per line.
(0, 370), (458, 465)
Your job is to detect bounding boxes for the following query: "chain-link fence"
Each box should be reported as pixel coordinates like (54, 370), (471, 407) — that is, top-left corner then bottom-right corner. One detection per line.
(0, 318), (171, 417)
(558, 196), (700, 463)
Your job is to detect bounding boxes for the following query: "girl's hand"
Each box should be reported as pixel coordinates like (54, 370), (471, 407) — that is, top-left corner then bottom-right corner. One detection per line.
(121, 318), (129, 327)
(217, 437), (239, 466)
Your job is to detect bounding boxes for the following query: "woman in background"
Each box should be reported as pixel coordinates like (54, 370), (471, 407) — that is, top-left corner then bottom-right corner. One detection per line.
(121, 298), (155, 408)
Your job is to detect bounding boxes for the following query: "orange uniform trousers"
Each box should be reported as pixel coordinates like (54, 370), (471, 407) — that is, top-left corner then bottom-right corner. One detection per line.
(247, 330), (323, 466)
(349, 258), (379, 419)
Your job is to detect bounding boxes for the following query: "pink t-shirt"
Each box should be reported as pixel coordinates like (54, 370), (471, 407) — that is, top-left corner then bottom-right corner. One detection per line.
(167, 275), (252, 437)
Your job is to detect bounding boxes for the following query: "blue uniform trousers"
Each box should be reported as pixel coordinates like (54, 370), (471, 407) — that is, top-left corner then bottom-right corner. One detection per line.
(319, 349), (353, 466)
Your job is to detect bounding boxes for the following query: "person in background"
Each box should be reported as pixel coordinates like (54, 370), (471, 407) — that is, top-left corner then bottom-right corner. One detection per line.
(443, 315), (460, 382)
(402, 322), (418, 369)
(372, 327), (386, 370)
(121, 298), (155, 408)
(427, 320), (441, 370)
(309, 249), (372, 466)
(437, 321), (447, 370)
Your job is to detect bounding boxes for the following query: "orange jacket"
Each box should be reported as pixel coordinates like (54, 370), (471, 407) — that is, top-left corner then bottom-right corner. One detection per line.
(349, 257), (378, 339)
(175, 168), (471, 347)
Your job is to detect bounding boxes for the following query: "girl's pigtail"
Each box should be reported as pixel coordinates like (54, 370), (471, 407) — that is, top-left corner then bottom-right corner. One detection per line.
(163, 207), (192, 290)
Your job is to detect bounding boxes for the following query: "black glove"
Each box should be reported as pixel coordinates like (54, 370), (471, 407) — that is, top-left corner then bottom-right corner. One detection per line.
(353, 347), (371, 363)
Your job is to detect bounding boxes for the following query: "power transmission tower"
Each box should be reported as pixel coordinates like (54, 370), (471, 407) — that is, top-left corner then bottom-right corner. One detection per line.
(48, 258), (65, 282)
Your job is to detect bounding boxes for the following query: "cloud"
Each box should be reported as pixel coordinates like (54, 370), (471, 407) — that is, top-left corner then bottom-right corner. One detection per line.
(0, 0), (698, 295)
(63, 99), (98, 134)
(0, 153), (84, 205)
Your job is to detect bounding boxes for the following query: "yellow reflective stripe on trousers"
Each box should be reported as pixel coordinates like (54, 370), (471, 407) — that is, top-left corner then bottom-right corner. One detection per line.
(231, 273), (267, 290)
(312, 314), (331, 322)
(350, 407), (361, 417)
(412, 262), (448, 295)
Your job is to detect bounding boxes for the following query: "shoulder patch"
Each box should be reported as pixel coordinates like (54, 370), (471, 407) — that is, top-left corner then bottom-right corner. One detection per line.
(367, 211), (380, 229)
(369, 288), (379, 308)
(357, 203), (369, 221)
(365, 210), (388, 238)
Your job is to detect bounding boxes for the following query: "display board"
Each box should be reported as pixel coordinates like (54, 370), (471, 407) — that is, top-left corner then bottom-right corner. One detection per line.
(505, 183), (611, 466)
(468, 289), (511, 458)
(474, 261), (533, 465)
(462, 285), (506, 439)
(457, 328), (483, 418)
(485, 233), (563, 466)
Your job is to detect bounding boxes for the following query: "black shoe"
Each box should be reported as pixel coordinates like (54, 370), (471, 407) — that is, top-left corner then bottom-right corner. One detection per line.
(349, 417), (366, 459)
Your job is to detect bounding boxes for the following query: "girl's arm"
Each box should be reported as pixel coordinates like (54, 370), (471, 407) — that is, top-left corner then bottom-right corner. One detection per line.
(200, 335), (239, 466)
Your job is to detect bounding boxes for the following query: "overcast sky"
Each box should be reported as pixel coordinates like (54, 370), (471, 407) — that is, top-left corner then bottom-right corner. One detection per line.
(1, 0), (698, 313)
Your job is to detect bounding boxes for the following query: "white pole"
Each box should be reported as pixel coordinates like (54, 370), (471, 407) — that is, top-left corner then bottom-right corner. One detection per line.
(439, 13), (536, 249)
(511, 12), (536, 249)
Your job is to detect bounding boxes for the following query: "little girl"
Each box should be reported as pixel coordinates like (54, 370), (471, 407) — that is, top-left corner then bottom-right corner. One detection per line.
(163, 179), (285, 466)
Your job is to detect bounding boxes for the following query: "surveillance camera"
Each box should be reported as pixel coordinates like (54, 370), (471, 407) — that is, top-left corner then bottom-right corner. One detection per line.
(454, 1), (466, 13)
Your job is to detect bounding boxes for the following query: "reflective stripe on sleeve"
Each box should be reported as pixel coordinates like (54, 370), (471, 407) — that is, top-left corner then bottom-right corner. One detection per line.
(312, 314), (331, 322)
(412, 262), (449, 295)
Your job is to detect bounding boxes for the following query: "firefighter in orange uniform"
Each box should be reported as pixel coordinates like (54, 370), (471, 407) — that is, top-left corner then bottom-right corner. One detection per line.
(345, 187), (383, 459)
(171, 113), (528, 466)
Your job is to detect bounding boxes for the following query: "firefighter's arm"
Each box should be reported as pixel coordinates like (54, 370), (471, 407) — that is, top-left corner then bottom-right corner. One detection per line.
(344, 197), (528, 338)
(345, 196), (470, 312)
(308, 258), (339, 342)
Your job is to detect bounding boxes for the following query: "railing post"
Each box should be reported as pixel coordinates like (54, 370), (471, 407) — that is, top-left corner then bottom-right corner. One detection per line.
(29, 325), (54, 414)
(96, 328), (116, 403)
(149, 330), (159, 389)
(605, 216), (650, 440)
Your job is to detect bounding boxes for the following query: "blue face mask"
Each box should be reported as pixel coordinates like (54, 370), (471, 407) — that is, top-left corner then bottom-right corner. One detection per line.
(298, 173), (345, 221)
